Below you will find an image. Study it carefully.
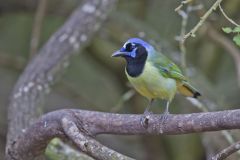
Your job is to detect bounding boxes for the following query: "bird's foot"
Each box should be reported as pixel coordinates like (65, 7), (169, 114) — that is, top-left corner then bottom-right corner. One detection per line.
(160, 111), (170, 128)
(144, 109), (153, 115)
(140, 110), (152, 129)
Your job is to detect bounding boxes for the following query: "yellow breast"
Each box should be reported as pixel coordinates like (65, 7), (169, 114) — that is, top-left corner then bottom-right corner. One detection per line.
(126, 62), (177, 101)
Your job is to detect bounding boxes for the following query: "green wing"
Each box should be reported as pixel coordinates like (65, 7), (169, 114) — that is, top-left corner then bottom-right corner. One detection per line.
(149, 51), (201, 98)
(150, 51), (186, 81)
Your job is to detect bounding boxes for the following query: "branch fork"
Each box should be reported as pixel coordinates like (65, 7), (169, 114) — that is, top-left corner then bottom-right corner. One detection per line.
(6, 108), (240, 160)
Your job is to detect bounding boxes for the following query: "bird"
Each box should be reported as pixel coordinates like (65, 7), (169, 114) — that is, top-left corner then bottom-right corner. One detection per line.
(112, 38), (201, 119)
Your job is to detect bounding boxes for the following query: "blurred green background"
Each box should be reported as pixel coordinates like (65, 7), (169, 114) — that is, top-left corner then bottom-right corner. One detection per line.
(0, 0), (240, 159)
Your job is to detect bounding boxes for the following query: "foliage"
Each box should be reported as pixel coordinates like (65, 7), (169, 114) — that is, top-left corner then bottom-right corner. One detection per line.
(222, 26), (240, 47)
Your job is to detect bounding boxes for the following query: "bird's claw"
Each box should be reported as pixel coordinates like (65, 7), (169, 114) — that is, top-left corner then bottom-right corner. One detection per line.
(143, 109), (153, 115)
(160, 111), (170, 126)
(140, 111), (152, 129)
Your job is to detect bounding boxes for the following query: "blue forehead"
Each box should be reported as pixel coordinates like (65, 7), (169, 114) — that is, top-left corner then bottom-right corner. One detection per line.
(126, 38), (153, 51)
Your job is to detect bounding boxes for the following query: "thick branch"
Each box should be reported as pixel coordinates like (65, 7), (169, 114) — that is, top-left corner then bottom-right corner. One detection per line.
(7, 0), (116, 153)
(6, 109), (240, 159)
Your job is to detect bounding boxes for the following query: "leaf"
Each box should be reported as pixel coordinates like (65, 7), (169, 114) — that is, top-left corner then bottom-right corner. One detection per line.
(233, 35), (240, 47)
(233, 26), (240, 33)
(222, 27), (232, 33)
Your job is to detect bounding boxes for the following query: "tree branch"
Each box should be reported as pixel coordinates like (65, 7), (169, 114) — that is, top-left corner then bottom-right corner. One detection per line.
(218, 3), (240, 27)
(183, 0), (224, 41)
(211, 141), (240, 160)
(6, 108), (240, 159)
(45, 138), (94, 160)
(62, 117), (133, 160)
(175, 4), (203, 72)
(6, 0), (117, 159)
(6, 0), (116, 154)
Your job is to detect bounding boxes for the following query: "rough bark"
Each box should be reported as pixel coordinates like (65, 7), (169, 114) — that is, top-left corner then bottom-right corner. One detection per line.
(6, 109), (240, 159)
(6, 0), (116, 159)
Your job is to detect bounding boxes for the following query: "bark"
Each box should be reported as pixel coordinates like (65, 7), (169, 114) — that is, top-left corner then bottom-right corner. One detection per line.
(211, 141), (240, 160)
(6, 0), (116, 159)
(6, 109), (240, 159)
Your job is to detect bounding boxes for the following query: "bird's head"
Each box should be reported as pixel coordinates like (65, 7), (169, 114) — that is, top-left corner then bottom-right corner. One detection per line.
(112, 38), (154, 61)
(112, 38), (154, 77)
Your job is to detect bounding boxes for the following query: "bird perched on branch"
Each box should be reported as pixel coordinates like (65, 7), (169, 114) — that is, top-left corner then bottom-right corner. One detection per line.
(112, 38), (201, 120)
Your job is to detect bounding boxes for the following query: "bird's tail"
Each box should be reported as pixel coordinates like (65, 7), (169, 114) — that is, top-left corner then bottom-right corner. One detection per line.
(177, 81), (201, 98)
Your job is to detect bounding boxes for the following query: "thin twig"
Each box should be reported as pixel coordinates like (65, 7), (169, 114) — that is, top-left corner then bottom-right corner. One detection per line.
(46, 138), (93, 160)
(30, 0), (48, 58)
(176, 4), (203, 72)
(174, 0), (192, 12)
(177, 9), (188, 71)
(183, 0), (224, 41)
(211, 141), (240, 160)
(219, 4), (240, 27)
(176, 2), (239, 157)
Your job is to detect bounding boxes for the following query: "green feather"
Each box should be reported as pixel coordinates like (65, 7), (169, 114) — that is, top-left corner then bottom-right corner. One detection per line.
(147, 50), (201, 98)
(149, 51), (186, 81)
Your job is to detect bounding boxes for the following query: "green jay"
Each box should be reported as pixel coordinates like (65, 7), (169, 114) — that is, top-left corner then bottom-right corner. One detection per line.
(112, 38), (200, 119)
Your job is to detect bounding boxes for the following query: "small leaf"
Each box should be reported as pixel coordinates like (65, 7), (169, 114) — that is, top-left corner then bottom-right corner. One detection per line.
(233, 35), (240, 47)
(222, 27), (232, 33)
(233, 26), (240, 33)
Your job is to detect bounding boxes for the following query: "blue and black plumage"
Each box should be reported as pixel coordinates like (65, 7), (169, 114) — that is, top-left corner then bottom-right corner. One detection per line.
(112, 38), (201, 115)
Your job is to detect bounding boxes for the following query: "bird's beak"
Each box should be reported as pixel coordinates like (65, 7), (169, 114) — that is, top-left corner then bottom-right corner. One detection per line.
(111, 50), (129, 57)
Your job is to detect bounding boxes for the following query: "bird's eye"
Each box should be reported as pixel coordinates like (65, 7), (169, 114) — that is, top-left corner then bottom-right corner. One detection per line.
(125, 43), (134, 52)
